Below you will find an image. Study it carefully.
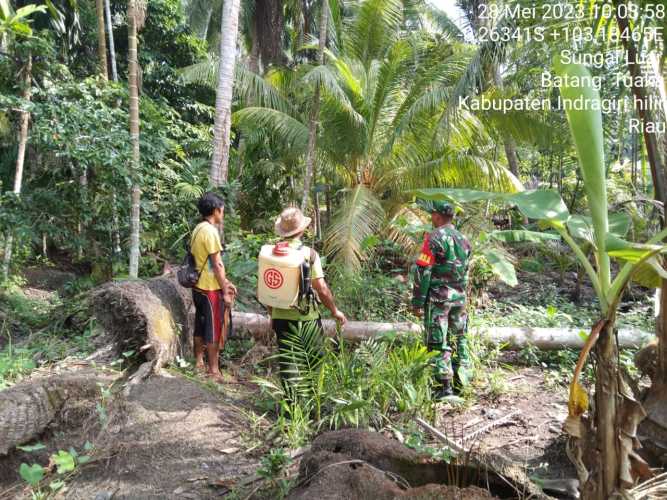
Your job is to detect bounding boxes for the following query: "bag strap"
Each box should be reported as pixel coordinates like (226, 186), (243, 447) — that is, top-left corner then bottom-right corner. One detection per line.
(294, 243), (316, 265)
(191, 223), (210, 276)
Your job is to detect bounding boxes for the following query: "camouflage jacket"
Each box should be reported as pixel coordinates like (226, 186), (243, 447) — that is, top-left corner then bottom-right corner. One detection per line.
(412, 224), (472, 307)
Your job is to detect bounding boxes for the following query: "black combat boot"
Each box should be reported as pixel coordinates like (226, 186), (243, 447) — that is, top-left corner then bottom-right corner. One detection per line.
(433, 379), (454, 401)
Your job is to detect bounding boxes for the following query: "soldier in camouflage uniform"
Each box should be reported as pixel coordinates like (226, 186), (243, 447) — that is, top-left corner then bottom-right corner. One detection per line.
(412, 201), (472, 399)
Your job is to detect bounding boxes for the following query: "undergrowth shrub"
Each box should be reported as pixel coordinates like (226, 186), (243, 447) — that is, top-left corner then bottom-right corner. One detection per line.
(255, 323), (435, 448)
(327, 265), (410, 322)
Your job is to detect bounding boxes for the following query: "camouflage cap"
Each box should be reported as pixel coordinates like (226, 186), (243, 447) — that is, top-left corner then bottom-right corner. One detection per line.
(431, 200), (454, 216)
(416, 198), (455, 216)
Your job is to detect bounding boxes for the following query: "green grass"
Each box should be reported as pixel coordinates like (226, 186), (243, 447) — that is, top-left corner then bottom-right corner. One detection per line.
(472, 294), (655, 332)
(0, 284), (94, 389)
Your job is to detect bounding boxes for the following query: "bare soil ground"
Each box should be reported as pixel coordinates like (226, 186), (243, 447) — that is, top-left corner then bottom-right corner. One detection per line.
(0, 268), (582, 499)
(435, 365), (575, 484)
(1, 361), (574, 499)
(0, 368), (266, 500)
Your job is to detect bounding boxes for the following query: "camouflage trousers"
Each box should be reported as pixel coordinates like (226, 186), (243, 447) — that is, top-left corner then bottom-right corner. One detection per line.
(424, 301), (471, 386)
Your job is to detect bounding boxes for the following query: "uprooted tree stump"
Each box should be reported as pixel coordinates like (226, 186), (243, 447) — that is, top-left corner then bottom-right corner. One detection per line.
(288, 429), (550, 500)
(84, 275), (195, 371)
(0, 372), (106, 455)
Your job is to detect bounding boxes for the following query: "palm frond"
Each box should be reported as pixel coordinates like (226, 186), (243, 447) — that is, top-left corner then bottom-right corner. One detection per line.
(325, 184), (385, 269)
(303, 64), (365, 126)
(276, 321), (325, 398)
(179, 58), (293, 112)
(233, 107), (309, 152)
(422, 3), (464, 40)
(345, 0), (404, 66)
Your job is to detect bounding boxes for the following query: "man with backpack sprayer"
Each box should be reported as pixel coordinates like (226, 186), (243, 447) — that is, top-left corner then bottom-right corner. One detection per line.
(257, 207), (347, 376)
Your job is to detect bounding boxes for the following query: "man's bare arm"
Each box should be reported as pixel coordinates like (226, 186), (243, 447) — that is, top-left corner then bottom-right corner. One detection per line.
(209, 252), (236, 303)
(312, 278), (346, 324)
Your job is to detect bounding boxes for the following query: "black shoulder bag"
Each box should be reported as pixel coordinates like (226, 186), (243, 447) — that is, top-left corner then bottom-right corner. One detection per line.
(177, 224), (207, 288)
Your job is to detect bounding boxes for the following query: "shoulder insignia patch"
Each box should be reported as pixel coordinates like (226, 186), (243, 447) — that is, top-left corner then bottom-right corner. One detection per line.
(416, 233), (434, 267)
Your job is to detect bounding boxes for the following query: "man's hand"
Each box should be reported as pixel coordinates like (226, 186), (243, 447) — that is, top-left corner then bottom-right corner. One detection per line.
(223, 280), (237, 306)
(332, 309), (347, 325)
(412, 306), (423, 317)
(225, 280), (237, 296)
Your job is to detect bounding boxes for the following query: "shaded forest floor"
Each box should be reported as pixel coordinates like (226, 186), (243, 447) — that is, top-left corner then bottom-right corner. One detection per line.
(0, 357), (573, 499)
(0, 265), (657, 499)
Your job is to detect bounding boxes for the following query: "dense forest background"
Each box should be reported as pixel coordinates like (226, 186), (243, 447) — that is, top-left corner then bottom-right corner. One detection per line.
(1, 0), (661, 291)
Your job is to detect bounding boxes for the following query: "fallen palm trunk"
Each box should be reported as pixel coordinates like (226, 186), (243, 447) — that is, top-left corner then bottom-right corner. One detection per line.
(81, 278), (653, 374)
(231, 312), (653, 349)
(479, 325), (653, 349)
(0, 373), (103, 455)
(231, 312), (422, 341)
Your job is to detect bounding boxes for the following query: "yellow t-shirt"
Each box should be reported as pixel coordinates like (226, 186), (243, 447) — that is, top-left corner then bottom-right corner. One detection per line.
(191, 222), (223, 291)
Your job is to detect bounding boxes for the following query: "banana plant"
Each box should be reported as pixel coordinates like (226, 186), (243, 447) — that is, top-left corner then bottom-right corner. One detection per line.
(414, 60), (667, 499)
(0, 2), (46, 37)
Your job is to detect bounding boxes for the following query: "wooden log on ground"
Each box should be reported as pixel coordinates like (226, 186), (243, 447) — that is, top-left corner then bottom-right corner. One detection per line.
(232, 312), (653, 349)
(88, 275), (193, 371)
(231, 312), (421, 341)
(475, 326), (653, 350)
(0, 374), (102, 455)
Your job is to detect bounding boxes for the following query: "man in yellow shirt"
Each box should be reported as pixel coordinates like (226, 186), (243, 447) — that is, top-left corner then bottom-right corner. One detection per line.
(191, 192), (236, 381)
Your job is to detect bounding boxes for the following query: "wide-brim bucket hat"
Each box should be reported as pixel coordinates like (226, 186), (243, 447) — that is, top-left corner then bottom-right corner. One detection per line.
(274, 207), (312, 238)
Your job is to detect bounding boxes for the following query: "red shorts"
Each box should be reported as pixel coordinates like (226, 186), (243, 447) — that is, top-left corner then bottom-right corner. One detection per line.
(193, 288), (230, 346)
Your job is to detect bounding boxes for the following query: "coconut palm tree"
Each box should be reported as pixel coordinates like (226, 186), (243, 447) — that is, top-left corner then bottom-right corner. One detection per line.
(300, 0), (329, 211)
(104, 0), (117, 82)
(128, 0), (146, 277)
(95, 0), (108, 80)
(210, 0), (241, 187)
(234, 0), (521, 269)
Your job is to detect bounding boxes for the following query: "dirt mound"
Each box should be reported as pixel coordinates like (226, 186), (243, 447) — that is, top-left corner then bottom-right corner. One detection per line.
(60, 373), (260, 499)
(22, 267), (77, 293)
(288, 429), (534, 499)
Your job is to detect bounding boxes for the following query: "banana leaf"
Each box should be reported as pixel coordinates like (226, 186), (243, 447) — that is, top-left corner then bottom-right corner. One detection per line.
(413, 188), (570, 223)
(482, 248), (518, 287)
(488, 230), (560, 243)
(568, 212), (632, 244)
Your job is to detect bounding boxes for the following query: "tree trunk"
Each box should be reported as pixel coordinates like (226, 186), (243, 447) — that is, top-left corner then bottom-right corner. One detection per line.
(591, 321), (620, 499)
(492, 65), (519, 176)
(128, 1), (142, 278)
(253, 0), (285, 68)
(104, 0), (118, 82)
(104, 0), (121, 259)
(210, 0), (241, 187)
(2, 54), (32, 281)
(314, 189), (322, 240)
(300, 0), (328, 211)
(614, 1), (667, 209)
(95, 0), (108, 80)
(77, 166), (88, 260)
